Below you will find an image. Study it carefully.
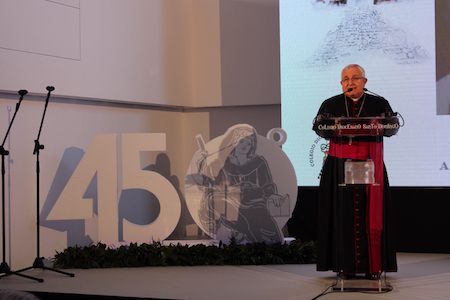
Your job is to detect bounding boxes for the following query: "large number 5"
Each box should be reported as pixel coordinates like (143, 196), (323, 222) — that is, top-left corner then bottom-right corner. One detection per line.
(121, 133), (181, 244)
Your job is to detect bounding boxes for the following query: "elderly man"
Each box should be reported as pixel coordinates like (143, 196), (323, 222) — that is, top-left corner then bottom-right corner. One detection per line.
(315, 64), (398, 278)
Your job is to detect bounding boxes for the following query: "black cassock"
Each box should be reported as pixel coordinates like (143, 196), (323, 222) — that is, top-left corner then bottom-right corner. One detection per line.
(315, 93), (398, 274)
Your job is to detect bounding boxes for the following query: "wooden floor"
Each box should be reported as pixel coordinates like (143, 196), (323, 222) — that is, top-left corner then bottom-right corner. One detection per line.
(1, 252), (450, 300)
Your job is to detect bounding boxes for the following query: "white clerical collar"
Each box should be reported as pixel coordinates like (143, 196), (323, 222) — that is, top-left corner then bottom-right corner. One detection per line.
(350, 94), (364, 102)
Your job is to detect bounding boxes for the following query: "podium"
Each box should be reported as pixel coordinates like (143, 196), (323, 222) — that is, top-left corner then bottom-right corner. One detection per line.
(313, 115), (399, 293)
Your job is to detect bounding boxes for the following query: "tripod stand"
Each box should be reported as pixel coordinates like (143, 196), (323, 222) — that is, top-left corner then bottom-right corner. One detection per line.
(0, 90), (43, 282)
(16, 87), (74, 279)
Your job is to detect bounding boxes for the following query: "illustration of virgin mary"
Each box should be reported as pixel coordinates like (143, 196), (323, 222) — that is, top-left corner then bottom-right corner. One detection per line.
(190, 125), (285, 244)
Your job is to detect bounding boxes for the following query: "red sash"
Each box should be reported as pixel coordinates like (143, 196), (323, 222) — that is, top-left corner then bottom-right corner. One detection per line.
(329, 139), (383, 274)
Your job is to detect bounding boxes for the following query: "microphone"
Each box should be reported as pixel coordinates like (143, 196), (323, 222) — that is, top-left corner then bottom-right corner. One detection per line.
(363, 88), (383, 97)
(44, 86), (54, 107)
(18, 90), (28, 96)
(344, 88), (353, 93)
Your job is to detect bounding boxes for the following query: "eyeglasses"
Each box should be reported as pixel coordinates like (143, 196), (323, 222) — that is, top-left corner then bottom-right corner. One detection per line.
(341, 77), (365, 84)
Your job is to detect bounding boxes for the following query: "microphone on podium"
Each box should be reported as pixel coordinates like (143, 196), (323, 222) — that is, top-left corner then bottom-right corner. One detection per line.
(363, 88), (383, 97)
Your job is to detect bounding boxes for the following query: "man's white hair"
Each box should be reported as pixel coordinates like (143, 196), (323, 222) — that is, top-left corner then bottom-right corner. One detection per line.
(342, 64), (366, 78)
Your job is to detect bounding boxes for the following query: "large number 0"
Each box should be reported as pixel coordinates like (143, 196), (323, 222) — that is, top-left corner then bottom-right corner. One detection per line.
(46, 134), (181, 245)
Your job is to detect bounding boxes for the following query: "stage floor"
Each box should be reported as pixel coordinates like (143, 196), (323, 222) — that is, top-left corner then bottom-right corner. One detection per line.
(1, 252), (450, 300)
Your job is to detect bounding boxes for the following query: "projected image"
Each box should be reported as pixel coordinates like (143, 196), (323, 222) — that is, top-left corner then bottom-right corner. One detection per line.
(302, 4), (429, 68)
(281, 1), (450, 186)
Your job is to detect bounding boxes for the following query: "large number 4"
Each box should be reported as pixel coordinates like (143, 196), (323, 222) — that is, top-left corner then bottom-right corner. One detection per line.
(46, 134), (181, 245)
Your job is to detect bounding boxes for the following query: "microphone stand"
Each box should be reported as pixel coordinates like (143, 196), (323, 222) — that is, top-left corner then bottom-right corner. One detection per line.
(16, 87), (74, 279)
(0, 91), (43, 282)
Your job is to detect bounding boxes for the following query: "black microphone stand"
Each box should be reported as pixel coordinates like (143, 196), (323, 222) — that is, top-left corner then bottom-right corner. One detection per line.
(16, 87), (74, 279)
(0, 90), (43, 282)
(363, 88), (383, 98)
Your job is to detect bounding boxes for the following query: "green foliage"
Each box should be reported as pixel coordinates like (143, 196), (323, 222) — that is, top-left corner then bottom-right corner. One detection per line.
(53, 238), (317, 269)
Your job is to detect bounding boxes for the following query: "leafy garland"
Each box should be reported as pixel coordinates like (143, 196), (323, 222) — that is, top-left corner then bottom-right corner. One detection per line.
(53, 238), (316, 269)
